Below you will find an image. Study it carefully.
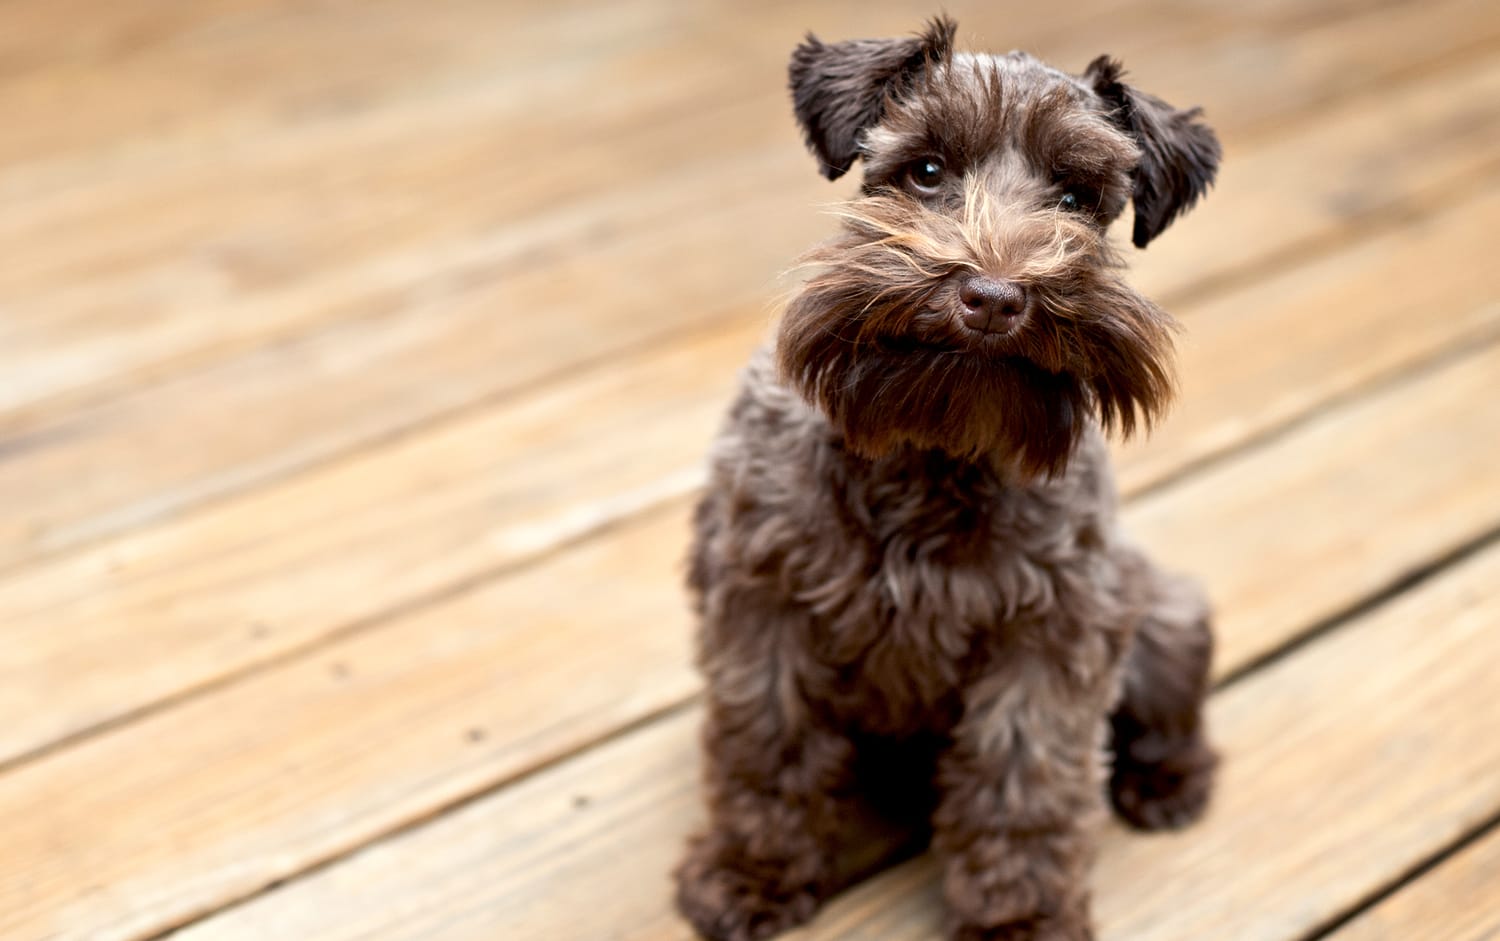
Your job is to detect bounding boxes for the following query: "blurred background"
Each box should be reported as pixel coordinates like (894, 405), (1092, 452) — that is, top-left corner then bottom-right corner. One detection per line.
(1, 1), (1498, 939)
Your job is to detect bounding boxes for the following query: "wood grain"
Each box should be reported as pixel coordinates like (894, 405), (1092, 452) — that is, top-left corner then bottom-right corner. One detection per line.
(0, 0), (1142, 417)
(1129, 335), (1500, 673)
(163, 534), (1500, 941)
(2, 335), (1497, 941)
(1328, 829), (1500, 941)
(3, 4), (1498, 938)
(3, 0), (1465, 393)
(3, 166), (1498, 771)
(1, 8), (1496, 574)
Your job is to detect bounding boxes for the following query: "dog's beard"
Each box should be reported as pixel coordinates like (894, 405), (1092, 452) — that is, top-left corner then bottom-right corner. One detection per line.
(782, 328), (1089, 475)
(776, 198), (1177, 477)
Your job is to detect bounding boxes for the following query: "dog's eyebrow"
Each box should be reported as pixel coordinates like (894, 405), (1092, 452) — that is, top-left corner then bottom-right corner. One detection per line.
(1050, 147), (1123, 181)
(1030, 117), (1135, 180)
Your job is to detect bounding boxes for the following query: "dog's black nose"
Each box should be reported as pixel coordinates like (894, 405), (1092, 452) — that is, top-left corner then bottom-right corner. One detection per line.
(958, 276), (1028, 333)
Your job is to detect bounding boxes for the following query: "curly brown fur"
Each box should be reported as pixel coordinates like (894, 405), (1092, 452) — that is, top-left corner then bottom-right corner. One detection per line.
(677, 19), (1220, 941)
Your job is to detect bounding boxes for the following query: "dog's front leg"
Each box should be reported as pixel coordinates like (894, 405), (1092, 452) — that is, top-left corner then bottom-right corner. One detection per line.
(674, 615), (856, 941)
(933, 646), (1117, 941)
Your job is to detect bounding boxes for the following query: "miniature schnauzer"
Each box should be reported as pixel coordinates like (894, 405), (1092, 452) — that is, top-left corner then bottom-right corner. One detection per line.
(676, 17), (1221, 941)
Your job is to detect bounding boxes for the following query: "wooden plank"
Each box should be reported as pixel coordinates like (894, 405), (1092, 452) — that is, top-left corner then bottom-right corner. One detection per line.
(1120, 178), (1500, 493)
(1, 7), (1496, 572)
(0, 508), (701, 941)
(1, 45), (1496, 574)
(164, 530), (1500, 941)
(3, 332), (1498, 941)
(1327, 829), (1500, 941)
(1128, 333), (1500, 672)
(0, 0), (708, 185)
(0, 0), (1139, 416)
(3, 163), (1498, 771)
(0, 0), (1446, 303)
(0, 0), (1429, 190)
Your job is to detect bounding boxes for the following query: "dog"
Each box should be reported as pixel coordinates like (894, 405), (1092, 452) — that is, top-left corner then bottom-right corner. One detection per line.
(675, 18), (1220, 941)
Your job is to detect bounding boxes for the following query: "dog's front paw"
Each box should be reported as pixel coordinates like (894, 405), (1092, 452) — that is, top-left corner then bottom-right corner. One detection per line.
(1110, 735), (1217, 831)
(675, 842), (820, 941)
(951, 914), (1094, 941)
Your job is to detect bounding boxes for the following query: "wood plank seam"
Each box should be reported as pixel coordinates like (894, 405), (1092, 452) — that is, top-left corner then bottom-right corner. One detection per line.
(126, 693), (710, 941)
(1218, 524), (1500, 690)
(1321, 822), (1500, 941)
(149, 513), (1500, 941)
(1141, 156), (1500, 315)
(1302, 812), (1500, 941)
(5, 303), (1494, 941)
(1, 217), (1495, 784)
(2, 44), (1495, 583)
(5, 169), (1494, 780)
(8, 99), (1488, 612)
(2, 0), (1470, 427)
(126, 363), (1500, 939)
(2, 7), (1498, 939)
(2, 300), (1494, 784)
(0, 178), (1494, 846)
(1133, 301), (1500, 502)
(1, 143), (1494, 592)
(0, 493), (699, 780)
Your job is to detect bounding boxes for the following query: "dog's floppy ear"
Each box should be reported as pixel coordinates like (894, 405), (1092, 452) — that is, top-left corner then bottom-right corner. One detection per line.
(1085, 56), (1220, 248)
(789, 16), (957, 181)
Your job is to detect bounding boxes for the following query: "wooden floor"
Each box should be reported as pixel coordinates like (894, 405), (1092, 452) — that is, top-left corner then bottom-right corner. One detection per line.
(2, 0), (1500, 938)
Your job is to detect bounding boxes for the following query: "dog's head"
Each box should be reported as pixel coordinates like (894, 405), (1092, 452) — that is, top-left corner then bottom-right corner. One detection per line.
(778, 17), (1219, 475)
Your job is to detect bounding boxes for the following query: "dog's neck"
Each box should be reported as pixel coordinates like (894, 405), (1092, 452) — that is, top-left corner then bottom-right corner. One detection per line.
(838, 425), (1104, 490)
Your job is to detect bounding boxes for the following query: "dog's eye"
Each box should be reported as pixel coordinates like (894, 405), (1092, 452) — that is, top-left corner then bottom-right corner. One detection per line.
(1057, 185), (1096, 213)
(905, 157), (945, 194)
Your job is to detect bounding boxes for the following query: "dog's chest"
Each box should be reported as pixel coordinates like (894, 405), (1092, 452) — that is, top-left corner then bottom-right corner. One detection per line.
(805, 454), (1085, 734)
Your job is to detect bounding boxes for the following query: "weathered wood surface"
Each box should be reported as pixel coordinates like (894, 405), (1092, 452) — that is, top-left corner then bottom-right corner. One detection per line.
(1, 2), (1496, 576)
(168, 541), (1500, 941)
(5, 332), (1498, 941)
(4, 75), (1498, 778)
(1, 2), (1498, 940)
